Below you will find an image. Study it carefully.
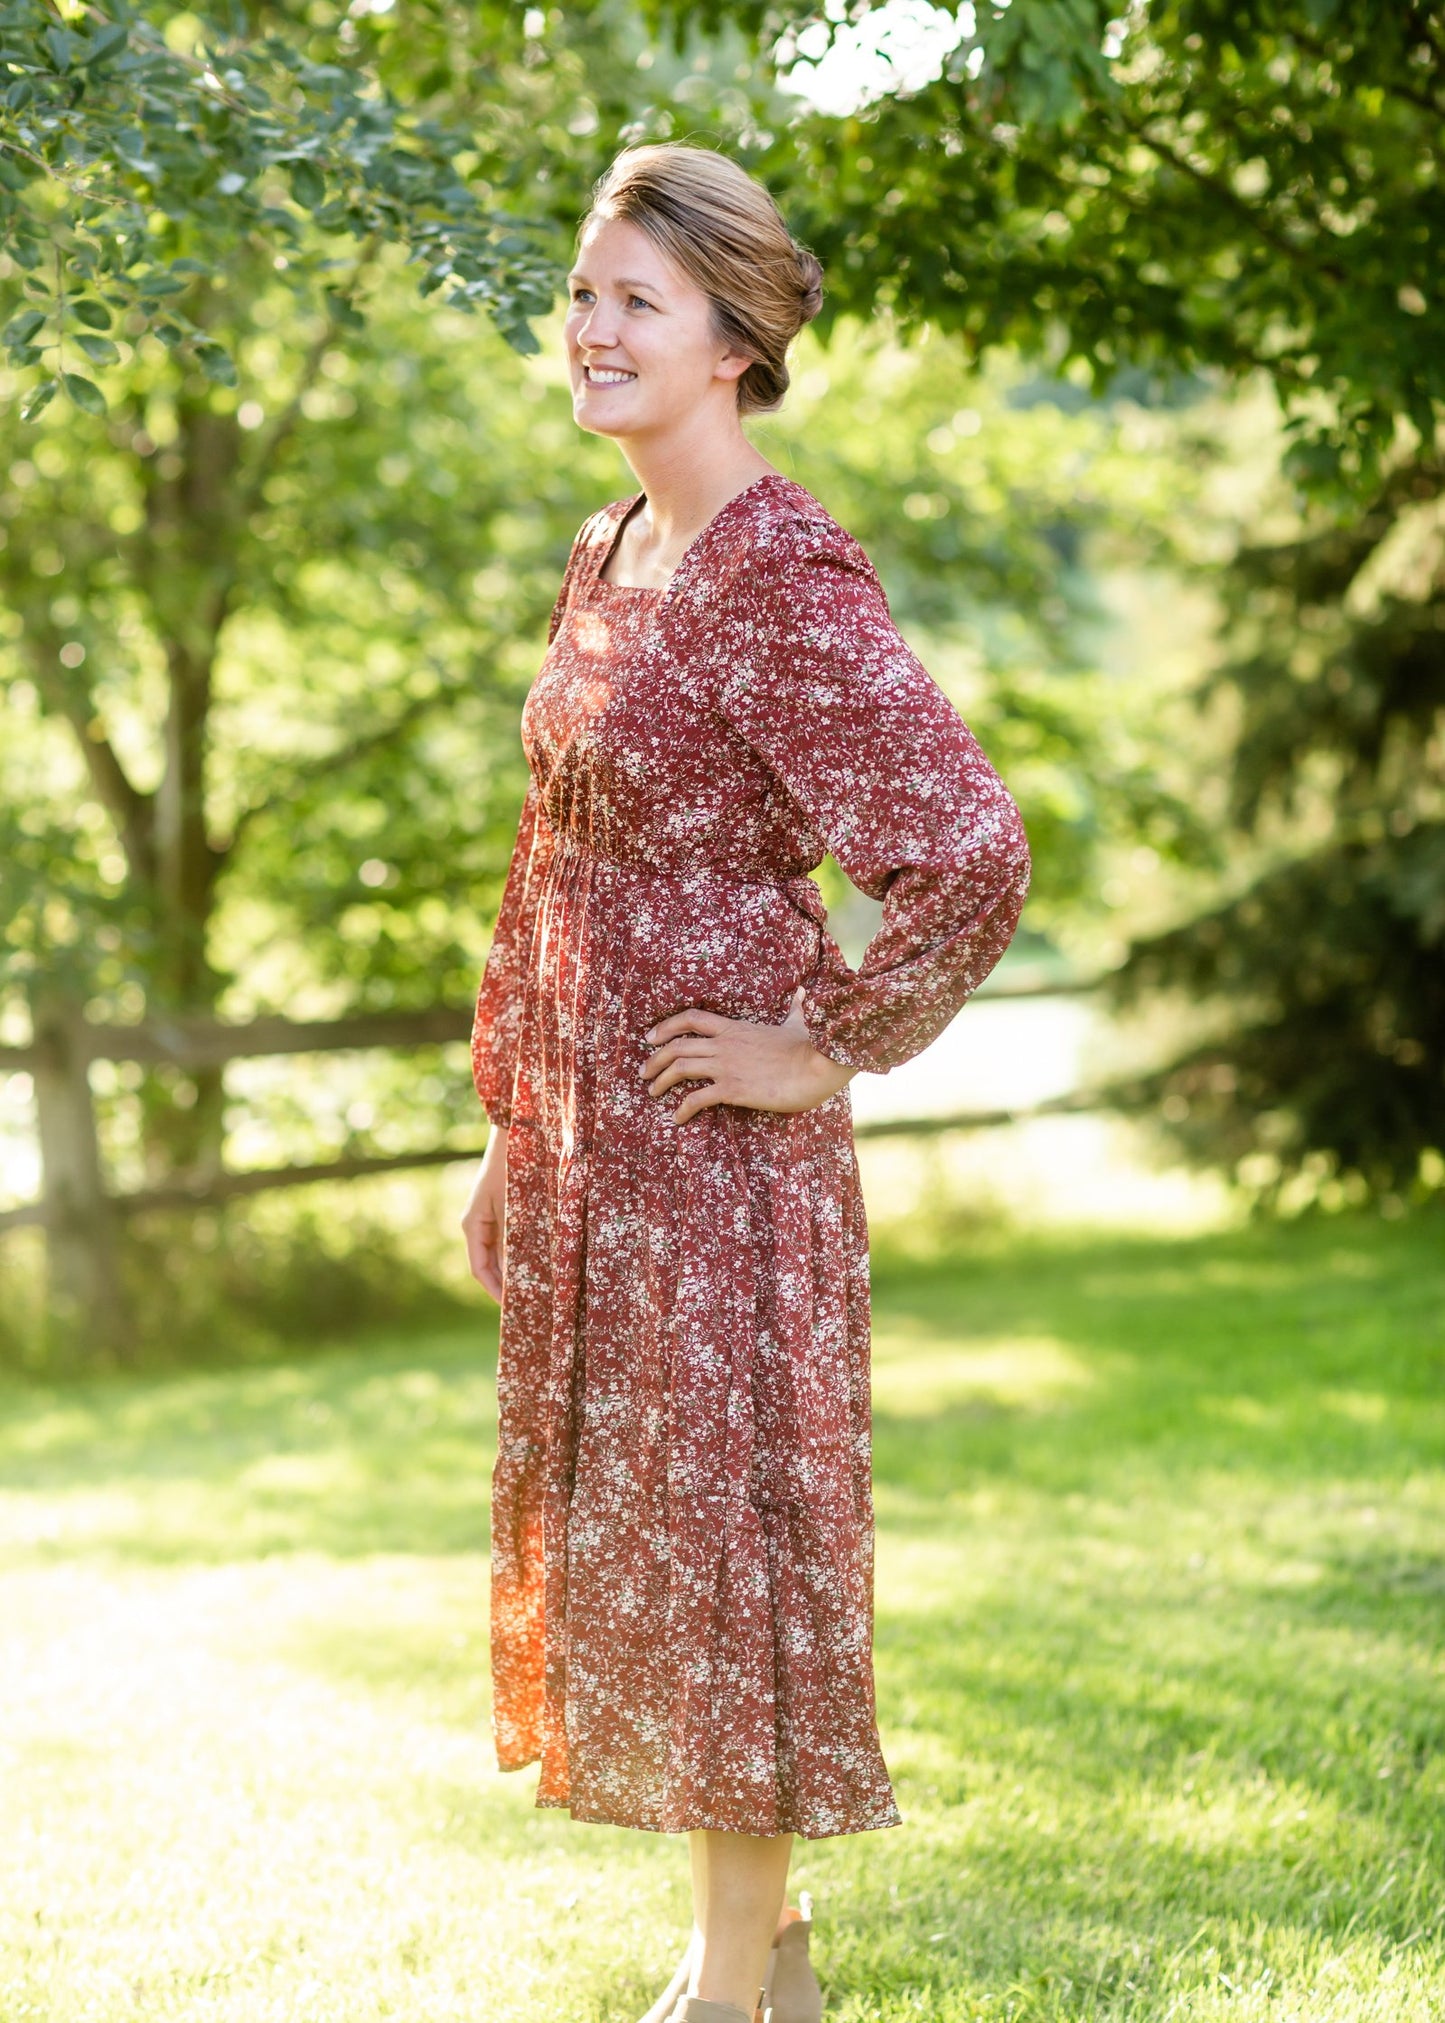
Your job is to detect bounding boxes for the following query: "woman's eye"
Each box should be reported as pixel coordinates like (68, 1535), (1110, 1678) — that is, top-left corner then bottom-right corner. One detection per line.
(569, 289), (651, 310)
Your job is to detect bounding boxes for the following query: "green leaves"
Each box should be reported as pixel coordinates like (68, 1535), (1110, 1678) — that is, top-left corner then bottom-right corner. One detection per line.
(497, 321), (542, 356)
(0, 5), (559, 422)
(682, 0), (1445, 511)
(2, 307), (45, 347)
(41, 23), (73, 73)
(81, 21), (130, 70)
(193, 340), (238, 387)
(986, 0), (1120, 130)
(132, 273), (191, 302)
(19, 376), (55, 420)
(72, 333), (120, 365)
(112, 128), (160, 177)
(323, 286), (366, 332)
(59, 371), (105, 415)
(289, 158), (326, 210)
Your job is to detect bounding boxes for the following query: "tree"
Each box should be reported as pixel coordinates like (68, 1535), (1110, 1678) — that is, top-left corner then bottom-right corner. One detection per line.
(0, 1), (647, 1348)
(643, 0), (1445, 1205)
(1104, 440), (1445, 1205)
(0, 1), (603, 1174)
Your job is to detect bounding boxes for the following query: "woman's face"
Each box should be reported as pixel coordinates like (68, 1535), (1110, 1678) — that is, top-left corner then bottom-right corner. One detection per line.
(565, 215), (752, 442)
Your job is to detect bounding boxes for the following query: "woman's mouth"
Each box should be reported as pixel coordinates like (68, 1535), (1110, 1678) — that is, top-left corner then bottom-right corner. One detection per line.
(584, 364), (637, 386)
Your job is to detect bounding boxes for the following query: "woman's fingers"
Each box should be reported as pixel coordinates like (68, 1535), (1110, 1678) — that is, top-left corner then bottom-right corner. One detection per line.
(482, 1202), (504, 1275)
(460, 1142), (509, 1304)
(461, 1201), (504, 1303)
(644, 1045), (719, 1098)
(671, 1079), (740, 1124)
(645, 1008), (726, 1046)
(466, 1220), (494, 1295)
(640, 1000), (839, 1122)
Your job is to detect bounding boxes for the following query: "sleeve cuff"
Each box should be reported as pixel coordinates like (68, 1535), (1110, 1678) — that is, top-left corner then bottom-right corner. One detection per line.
(798, 986), (876, 1076)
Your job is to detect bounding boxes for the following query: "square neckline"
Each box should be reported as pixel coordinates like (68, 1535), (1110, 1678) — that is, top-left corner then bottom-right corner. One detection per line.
(593, 490), (662, 594)
(591, 471), (788, 597)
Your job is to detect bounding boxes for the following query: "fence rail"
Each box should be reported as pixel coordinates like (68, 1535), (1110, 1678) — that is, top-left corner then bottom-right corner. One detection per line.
(0, 967), (1101, 1074)
(0, 1005), (477, 1073)
(0, 971), (1114, 1352)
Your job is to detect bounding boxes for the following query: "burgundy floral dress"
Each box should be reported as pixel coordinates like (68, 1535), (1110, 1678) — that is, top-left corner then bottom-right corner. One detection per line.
(470, 470), (1030, 1839)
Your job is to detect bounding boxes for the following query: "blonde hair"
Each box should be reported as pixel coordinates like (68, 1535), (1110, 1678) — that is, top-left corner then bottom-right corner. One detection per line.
(580, 142), (824, 416)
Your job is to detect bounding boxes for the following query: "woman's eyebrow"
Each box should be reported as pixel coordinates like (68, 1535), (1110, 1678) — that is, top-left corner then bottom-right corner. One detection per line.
(567, 270), (667, 295)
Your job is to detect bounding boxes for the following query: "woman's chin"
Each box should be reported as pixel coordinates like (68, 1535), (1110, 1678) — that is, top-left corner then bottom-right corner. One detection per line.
(573, 402), (633, 440)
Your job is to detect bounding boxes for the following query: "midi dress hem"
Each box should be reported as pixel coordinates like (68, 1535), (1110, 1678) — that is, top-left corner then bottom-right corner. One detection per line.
(529, 1789), (904, 1841)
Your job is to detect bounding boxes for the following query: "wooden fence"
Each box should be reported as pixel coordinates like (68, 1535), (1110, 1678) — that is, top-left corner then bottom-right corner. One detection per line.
(0, 973), (1109, 1354)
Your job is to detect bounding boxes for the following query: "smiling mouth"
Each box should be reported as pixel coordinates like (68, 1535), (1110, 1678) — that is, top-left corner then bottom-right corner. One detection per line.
(583, 364), (637, 386)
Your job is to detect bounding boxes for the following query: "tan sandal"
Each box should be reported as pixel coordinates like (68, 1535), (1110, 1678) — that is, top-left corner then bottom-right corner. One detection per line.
(653, 1894), (823, 2023)
(760, 1893), (822, 2023)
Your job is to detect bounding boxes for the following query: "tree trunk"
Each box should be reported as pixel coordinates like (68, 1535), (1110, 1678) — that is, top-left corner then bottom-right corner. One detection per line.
(30, 991), (135, 1364)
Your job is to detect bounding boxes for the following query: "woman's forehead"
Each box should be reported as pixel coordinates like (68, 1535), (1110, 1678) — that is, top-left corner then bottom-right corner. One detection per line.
(572, 216), (682, 296)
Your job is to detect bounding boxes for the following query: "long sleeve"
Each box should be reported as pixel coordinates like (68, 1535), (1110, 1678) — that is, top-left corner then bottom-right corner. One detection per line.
(712, 522), (1031, 1076)
(469, 528), (589, 1127)
(470, 772), (556, 1127)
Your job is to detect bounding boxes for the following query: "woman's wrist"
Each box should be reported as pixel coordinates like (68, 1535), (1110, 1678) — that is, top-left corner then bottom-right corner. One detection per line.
(806, 1041), (858, 1101)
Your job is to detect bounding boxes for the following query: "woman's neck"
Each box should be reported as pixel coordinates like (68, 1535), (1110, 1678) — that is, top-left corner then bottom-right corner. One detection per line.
(615, 434), (778, 571)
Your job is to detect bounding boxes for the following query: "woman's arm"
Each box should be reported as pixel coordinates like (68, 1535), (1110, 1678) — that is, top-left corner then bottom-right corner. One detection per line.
(470, 771), (555, 1128)
(468, 520), (593, 1126)
(711, 519), (1031, 1075)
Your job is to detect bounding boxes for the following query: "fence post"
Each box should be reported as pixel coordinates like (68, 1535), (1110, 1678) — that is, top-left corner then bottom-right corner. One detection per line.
(30, 995), (134, 1362)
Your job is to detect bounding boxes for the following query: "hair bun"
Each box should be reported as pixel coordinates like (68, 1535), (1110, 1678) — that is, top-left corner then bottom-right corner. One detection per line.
(793, 245), (824, 325)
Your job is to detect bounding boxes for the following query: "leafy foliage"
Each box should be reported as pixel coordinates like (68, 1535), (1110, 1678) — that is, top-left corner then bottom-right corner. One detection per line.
(1110, 825), (1445, 1197)
(0, 0), (576, 417)
(657, 0), (1443, 510)
(645, 0), (1445, 1202)
(0, 0), (647, 1199)
(1102, 442), (1445, 1204)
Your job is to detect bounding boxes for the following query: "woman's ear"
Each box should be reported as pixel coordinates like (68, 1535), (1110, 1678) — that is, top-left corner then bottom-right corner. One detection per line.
(715, 346), (755, 385)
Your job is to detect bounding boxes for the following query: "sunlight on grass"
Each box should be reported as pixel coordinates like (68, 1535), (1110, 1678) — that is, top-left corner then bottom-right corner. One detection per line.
(0, 1211), (1441, 2020)
(872, 1333), (1096, 1416)
(0, 1332), (499, 1567)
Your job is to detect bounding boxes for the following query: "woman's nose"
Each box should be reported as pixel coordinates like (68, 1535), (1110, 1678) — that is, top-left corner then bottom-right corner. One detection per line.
(575, 304), (616, 349)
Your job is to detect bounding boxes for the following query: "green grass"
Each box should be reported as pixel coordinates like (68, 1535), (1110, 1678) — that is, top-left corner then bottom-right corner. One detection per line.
(0, 1207), (1441, 2020)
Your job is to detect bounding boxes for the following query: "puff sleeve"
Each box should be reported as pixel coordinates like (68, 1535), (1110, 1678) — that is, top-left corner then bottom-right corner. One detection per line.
(712, 524), (1031, 1075)
(469, 527), (588, 1126)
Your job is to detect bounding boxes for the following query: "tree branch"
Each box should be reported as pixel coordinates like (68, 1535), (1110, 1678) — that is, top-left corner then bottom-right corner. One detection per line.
(16, 652), (156, 880)
(1113, 110), (1349, 286)
(220, 659), (478, 855)
(1289, 19), (1445, 118)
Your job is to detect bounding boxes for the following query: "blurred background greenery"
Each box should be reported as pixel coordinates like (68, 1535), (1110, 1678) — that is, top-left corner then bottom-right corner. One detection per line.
(2, 0), (1441, 1372)
(1, 5), (1443, 2018)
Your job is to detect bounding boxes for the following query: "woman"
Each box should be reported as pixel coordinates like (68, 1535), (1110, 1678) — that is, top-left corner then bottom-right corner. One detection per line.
(461, 142), (1031, 2023)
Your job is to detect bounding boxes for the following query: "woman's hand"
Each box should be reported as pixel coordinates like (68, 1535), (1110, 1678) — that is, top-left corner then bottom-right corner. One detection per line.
(641, 985), (856, 1125)
(460, 1124), (508, 1304)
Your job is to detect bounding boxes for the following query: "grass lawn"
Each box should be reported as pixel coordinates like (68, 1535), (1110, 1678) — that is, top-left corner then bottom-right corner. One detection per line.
(0, 1206), (1441, 2021)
